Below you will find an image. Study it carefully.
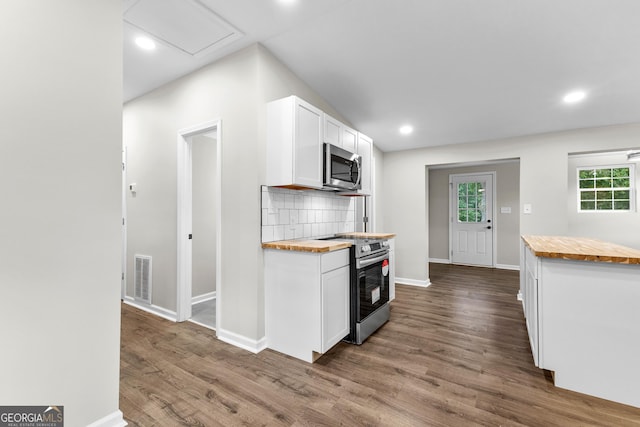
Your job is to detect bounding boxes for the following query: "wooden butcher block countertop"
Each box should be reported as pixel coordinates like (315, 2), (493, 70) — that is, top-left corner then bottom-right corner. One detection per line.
(261, 239), (352, 253)
(335, 232), (396, 239)
(522, 235), (640, 265)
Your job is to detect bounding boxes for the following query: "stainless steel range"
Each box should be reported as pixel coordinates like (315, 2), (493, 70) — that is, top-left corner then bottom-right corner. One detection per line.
(324, 236), (391, 344)
(349, 237), (391, 344)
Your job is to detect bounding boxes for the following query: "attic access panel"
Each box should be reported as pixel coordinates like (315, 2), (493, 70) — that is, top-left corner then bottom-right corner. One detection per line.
(124, 0), (243, 57)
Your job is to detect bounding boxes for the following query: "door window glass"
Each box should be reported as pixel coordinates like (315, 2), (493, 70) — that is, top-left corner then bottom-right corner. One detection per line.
(457, 181), (486, 223)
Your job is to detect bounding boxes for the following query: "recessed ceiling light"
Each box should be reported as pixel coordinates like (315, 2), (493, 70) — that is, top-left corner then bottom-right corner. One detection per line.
(399, 125), (414, 135)
(563, 90), (587, 104)
(135, 36), (156, 51)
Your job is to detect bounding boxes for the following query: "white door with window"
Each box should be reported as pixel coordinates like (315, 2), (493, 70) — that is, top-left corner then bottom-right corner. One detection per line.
(450, 173), (494, 267)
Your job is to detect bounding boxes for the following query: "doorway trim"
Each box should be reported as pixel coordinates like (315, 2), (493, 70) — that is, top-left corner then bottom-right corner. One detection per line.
(177, 119), (222, 326)
(121, 147), (127, 300)
(448, 171), (497, 267)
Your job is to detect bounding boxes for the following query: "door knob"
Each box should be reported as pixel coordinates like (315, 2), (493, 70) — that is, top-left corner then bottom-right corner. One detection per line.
(486, 226), (492, 230)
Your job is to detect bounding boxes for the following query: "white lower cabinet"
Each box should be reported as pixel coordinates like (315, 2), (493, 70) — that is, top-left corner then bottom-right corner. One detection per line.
(265, 248), (350, 362)
(389, 238), (396, 301)
(522, 243), (540, 366)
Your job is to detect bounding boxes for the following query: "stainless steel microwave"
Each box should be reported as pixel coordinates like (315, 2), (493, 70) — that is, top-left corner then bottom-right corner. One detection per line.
(323, 143), (362, 191)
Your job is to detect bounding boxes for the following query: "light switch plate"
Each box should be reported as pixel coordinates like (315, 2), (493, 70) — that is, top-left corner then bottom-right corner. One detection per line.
(500, 206), (511, 214)
(523, 204), (532, 214)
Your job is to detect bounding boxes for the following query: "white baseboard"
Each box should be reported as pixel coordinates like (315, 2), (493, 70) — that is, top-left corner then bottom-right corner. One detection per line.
(87, 410), (127, 427)
(496, 264), (520, 271)
(429, 258), (520, 271)
(192, 291), (216, 304)
(123, 297), (177, 322)
(395, 277), (431, 288)
(217, 328), (268, 354)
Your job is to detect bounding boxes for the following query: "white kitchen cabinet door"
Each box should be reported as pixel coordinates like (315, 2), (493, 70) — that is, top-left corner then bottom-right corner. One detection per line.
(524, 259), (539, 366)
(357, 132), (373, 195)
(266, 96), (323, 189)
(389, 238), (396, 301)
(342, 125), (357, 153)
(321, 265), (350, 352)
(323, 113), (342, 147)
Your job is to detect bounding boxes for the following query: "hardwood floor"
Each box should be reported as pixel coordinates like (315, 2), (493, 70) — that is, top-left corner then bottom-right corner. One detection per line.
(120, 263), (640, 426)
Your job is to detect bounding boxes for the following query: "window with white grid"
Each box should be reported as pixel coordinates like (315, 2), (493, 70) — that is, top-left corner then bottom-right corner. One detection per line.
(577, 165), (634, 212)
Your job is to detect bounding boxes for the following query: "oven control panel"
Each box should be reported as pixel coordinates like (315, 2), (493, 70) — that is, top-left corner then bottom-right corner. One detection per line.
(358, 240), (389, 256)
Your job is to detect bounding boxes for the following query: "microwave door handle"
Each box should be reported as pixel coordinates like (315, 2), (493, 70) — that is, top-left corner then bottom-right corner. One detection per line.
(324, 146), (331, 186)
(353, 157), (362, 190)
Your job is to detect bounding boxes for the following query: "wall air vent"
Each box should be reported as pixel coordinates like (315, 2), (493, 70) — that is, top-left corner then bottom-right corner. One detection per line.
(134, 255), (152, 304)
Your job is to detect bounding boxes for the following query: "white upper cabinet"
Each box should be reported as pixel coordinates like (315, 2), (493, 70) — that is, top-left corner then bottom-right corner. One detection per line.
(357, 132), (373, 195)
(324, 113), (357, 154)
(342, 125), (358, 153)
(266, 96), (323, 189)
(266, 96), (373, 195)
(323, 113), (342, 147)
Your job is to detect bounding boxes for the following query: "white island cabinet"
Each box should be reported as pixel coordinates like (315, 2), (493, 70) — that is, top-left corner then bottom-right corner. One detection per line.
(520, 235), (640, 408)
(264, 245), (350, 362)
(266, 96), (323, 189)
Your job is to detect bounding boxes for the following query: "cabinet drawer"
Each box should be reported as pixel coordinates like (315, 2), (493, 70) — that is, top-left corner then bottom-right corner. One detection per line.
(321, 248), (349, 273)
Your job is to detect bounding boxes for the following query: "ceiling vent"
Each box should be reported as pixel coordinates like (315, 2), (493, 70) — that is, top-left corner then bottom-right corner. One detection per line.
(124, 0), (244, 57)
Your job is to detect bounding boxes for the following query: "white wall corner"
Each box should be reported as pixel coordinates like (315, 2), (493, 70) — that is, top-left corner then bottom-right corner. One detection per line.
(395, 277), (431, 288)
(86, 410), (127, 427)
(217, 328), (268, 354)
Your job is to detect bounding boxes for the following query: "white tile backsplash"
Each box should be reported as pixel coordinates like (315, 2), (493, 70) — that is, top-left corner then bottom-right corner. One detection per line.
(261, 186), (356, 243)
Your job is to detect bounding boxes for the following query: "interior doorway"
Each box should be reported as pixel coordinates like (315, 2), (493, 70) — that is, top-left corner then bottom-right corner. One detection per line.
(177, 119), (221, 331)
(428, 160), (521, 271)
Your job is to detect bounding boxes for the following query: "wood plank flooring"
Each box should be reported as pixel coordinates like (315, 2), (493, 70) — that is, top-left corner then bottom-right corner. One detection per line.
(120, 263), (640, 426)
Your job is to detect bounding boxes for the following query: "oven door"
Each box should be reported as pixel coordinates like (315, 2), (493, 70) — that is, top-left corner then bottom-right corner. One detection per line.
(355, 251), (390, 321)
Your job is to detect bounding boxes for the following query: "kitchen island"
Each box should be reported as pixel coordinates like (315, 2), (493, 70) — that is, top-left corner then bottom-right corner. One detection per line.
(520, 235), (640, 408)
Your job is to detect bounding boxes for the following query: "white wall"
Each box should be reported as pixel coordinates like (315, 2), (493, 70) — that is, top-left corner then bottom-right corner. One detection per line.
(568, 151), (640, 249)
(383, 123), (640, 284)
(0, 1), (123, 426)
(372, 144), (385, 232)
(429, 161), (520, 266)
(124, 44), (354, 346)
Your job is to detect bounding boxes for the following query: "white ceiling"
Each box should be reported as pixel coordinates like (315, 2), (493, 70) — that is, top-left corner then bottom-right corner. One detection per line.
(123, 0), (640, 152)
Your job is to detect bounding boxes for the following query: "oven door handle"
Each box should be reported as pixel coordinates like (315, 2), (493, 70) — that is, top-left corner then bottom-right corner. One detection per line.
(356, 252), (389, 269)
